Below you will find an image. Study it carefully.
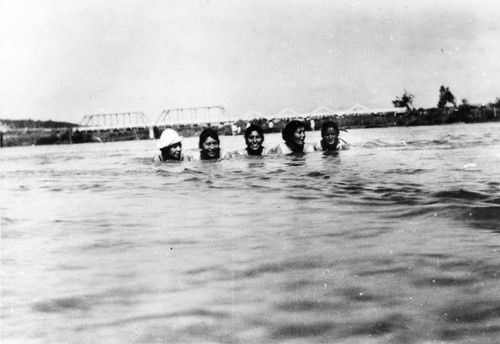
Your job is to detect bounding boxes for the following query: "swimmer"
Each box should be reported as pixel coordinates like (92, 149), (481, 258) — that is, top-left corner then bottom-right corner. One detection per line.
(154, 128), (192, 162)
(199, 128), (232, 160)
(268, 120), (314, 154)
(314, 121), (349, 151)
(237, 124), (265, 156)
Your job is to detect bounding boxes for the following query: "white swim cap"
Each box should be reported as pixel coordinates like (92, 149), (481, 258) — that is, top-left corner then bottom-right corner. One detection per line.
(157, 129), (182, 149)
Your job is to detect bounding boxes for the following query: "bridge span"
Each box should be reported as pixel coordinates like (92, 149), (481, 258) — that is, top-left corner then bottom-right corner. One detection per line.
(155, 106), (233, 128)
(73, 112), (154, 139)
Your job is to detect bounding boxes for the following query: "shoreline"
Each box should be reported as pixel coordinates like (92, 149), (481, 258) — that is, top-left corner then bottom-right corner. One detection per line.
(1, 106), (498, 148)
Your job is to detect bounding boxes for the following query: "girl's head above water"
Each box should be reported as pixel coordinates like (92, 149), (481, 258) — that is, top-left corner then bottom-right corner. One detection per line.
(199, 128), (221, 160)
(321, 121), (339, 137)
(158, 129), (183, 160)
(320, 121), (340, 151)
(282, 120), (306, 152)
(244, 124), (265, 155)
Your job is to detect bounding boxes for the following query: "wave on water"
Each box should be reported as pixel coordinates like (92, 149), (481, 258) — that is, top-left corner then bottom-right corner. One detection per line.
(361, 132), (500, 149)
(431, 189), (494, 201)
(381, 186), (500, 232)
(362, 140), (408, 148)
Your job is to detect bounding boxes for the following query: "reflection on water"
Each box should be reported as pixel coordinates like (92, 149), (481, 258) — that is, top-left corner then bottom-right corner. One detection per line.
(1, 123), (500, 343)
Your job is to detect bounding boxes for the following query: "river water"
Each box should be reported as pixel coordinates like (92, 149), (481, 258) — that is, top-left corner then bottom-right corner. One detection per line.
(1, 123), (500, 344)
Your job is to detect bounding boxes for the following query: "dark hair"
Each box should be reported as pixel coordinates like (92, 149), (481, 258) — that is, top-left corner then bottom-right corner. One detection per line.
(244, 124), (265, 143)
(281, 120), (306, 153)
(198, 128), (220, 149)
(282, 120), (304, 143)
(321, 121), (339, 137)
(244, 124), (265, 156)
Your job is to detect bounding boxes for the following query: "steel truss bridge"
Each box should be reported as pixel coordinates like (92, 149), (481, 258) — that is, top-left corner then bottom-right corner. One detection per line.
(155, 106), (233, 128)
(73, 112), (155, 139)
(75, 112), (153, 131)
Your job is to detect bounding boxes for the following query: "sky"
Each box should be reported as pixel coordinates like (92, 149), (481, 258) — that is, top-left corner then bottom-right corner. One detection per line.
(1, 0), (499, 124)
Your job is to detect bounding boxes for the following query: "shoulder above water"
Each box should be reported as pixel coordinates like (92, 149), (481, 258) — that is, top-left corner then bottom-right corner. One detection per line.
(267, 143), (315, 155)
(153, 153), (194, 162)
(313, 139), (350, 151)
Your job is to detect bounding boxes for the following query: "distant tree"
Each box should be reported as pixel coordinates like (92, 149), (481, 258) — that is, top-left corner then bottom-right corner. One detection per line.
(495, 97), (500, 107)
(0, 119), (78, 129)
(437, 86), (456, 109)
(392, 90), (415, 110)
(458, 98), (471, 113)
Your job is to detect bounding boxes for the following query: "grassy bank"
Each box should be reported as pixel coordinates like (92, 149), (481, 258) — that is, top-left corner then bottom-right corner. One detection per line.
(1, 105), (498, 147)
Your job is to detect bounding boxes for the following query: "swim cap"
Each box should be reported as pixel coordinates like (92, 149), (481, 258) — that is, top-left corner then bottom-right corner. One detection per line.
(157, 129), (182, 149)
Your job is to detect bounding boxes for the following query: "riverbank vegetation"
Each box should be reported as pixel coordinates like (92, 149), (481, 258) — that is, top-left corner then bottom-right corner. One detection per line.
(1, 89), (499, 147)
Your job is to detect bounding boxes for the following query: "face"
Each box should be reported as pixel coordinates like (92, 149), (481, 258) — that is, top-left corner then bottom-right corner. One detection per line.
(167, 142), (182, 160)
(246, 130), (263, 151)
(293, 126), (306, 146)
(322, 127), (339, 145)
(202, 136), (220, 158)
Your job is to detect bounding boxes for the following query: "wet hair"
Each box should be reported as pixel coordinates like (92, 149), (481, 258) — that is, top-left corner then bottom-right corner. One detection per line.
(320, 121), (340, 151)
(282, 120), (305, 152)
(321, 121), (339, 137)
(199, 128), (221, 160)
(244, 124), (265, 155)
(198, 128), (220, 149)
(244, 124), (265, 143)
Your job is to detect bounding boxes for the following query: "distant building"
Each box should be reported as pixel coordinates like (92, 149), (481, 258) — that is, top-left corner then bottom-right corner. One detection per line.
(310, 106), (337, 118)
(271, 108), (305, 121)
(238, 111), (265, 122)
(336, 104), (406, 116)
